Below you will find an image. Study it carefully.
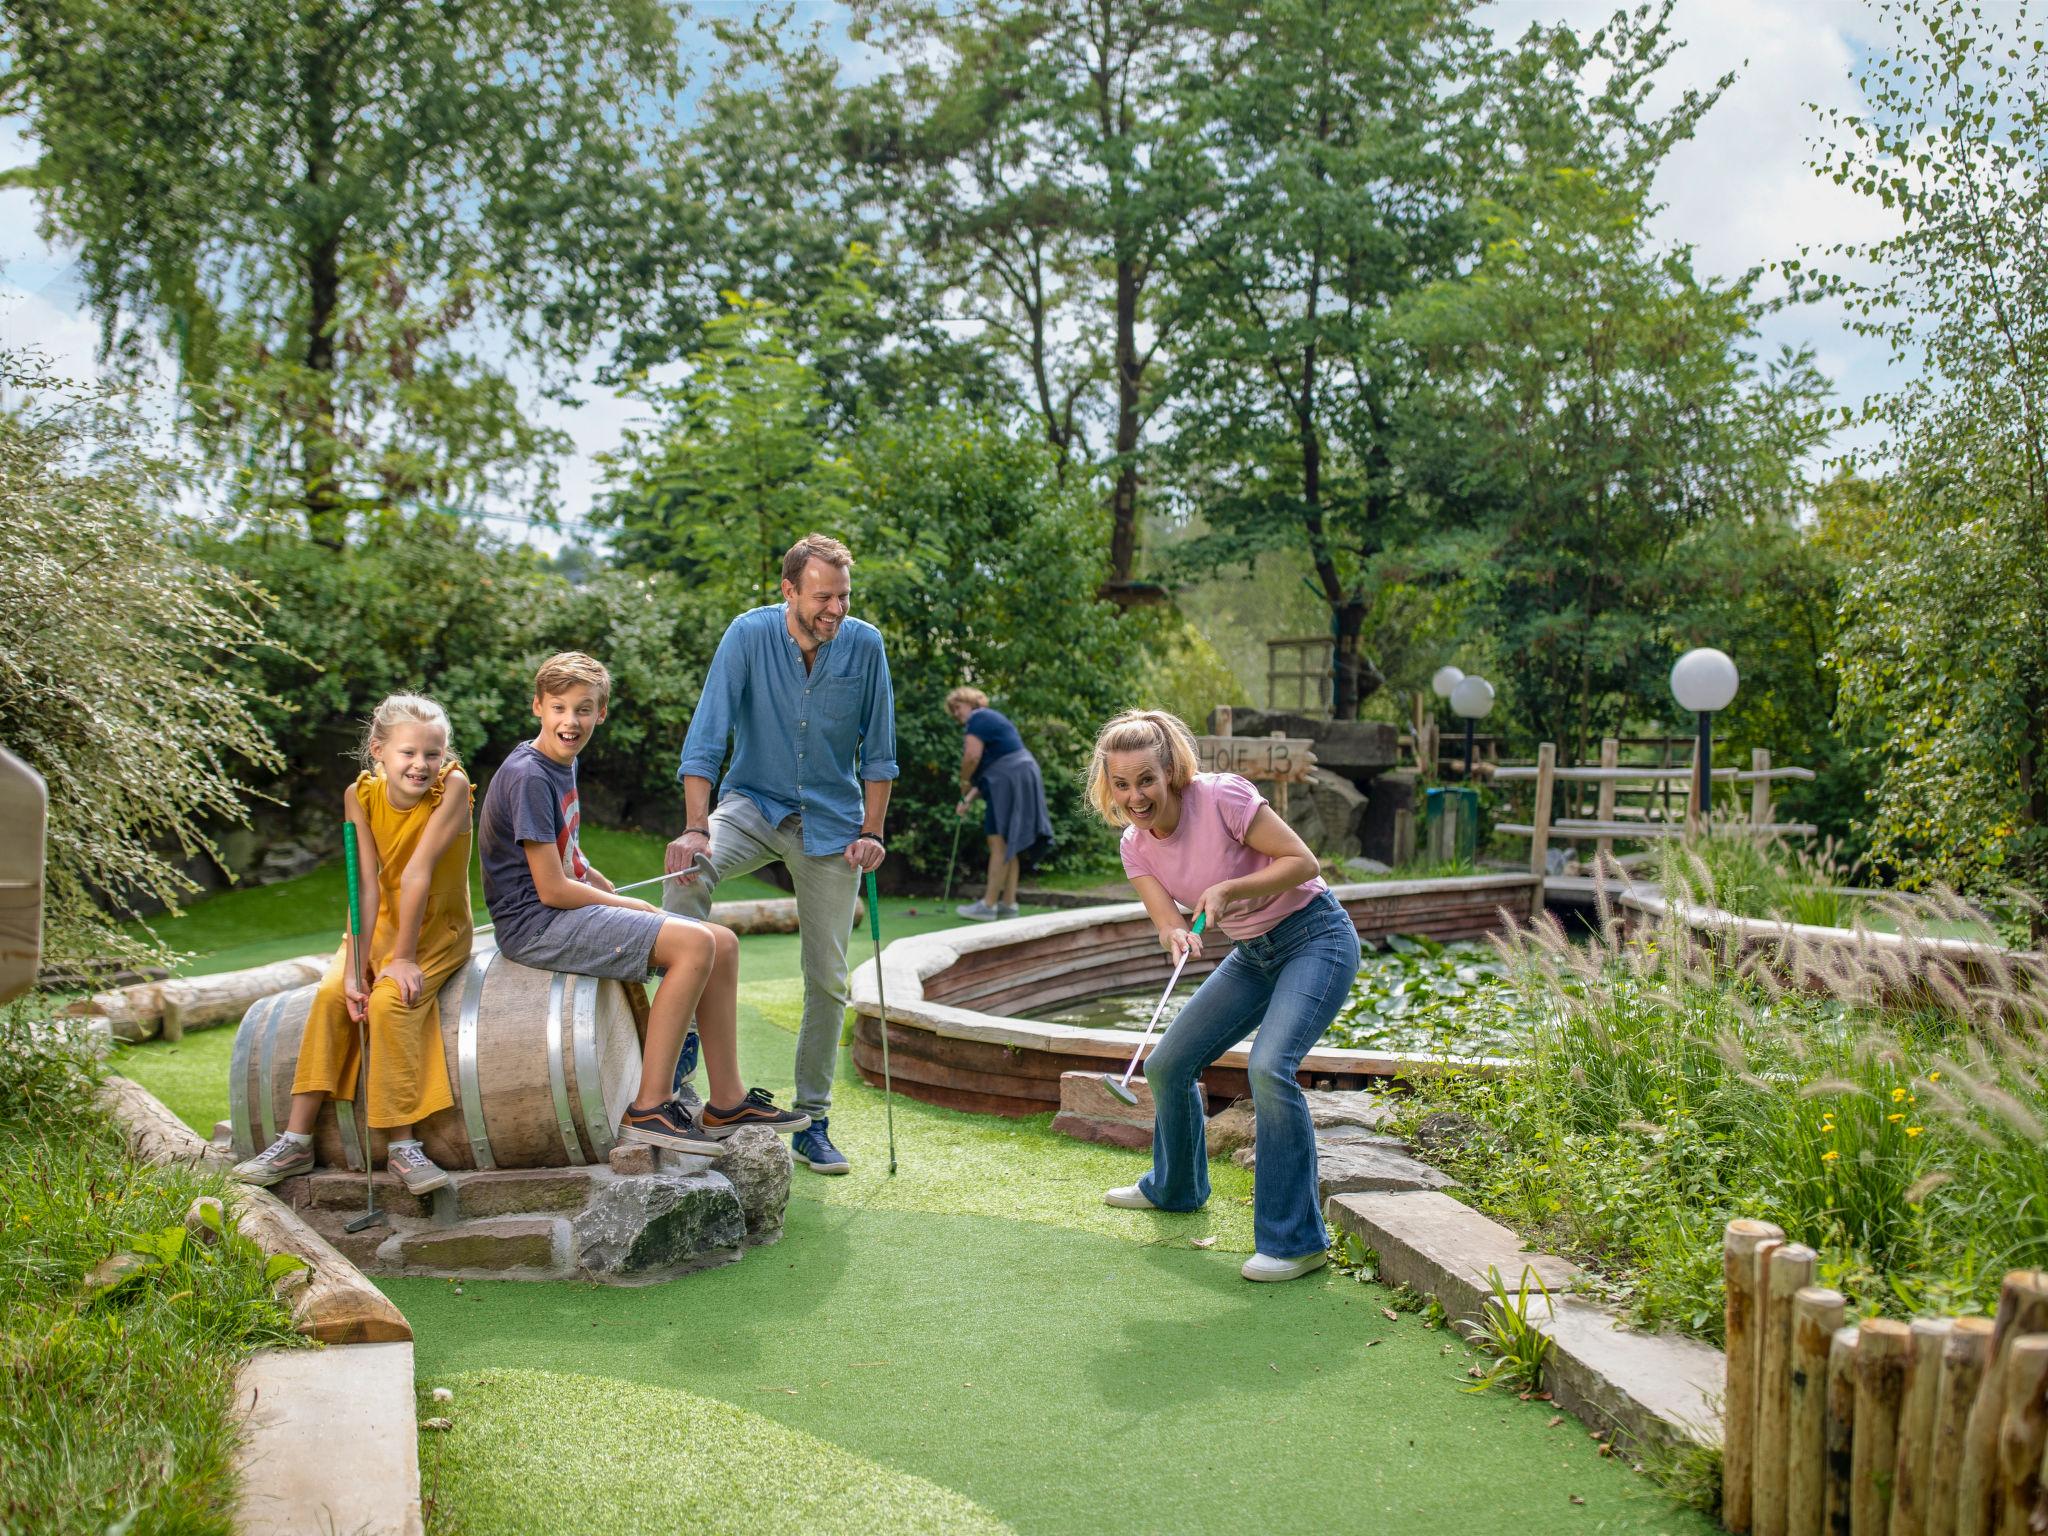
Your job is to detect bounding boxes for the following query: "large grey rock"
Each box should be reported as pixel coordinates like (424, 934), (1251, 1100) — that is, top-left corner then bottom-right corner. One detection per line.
(1315, 1141), (1454, 1197)
(716, 1126), (793, 1246)
(1283, 769), (1369, 859)
(1303, 1088), (1400, 1132)
(572, 1169), (745, 1280)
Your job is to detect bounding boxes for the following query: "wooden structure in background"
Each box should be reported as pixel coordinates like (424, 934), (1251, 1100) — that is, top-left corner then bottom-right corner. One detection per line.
(0, 747), (45, 1004)
(1266, 636), (1334, 716)
(1721, 1224), (2048, 1536)
(1201, 707), (1316, 818)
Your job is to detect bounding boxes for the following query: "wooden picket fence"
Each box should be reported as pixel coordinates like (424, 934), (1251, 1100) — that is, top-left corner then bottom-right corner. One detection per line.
(1721, 1219), (2046, 1536)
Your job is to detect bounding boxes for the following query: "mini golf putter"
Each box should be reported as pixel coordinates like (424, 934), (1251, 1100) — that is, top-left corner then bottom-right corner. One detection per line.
(1102, 912), (1206, 1108)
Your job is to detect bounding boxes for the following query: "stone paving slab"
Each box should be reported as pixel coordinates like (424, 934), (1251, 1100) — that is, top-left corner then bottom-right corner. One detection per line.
(1327, 1190), (1722, 1451)
(234, 1341), (422, 1536)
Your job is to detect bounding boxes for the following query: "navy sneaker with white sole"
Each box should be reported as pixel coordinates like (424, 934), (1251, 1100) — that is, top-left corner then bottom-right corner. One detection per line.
(791, 1116), (850, 1174)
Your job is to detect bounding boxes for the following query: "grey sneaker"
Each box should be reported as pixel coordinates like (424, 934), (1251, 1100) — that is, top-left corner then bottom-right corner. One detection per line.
(955, 899), (1002, 921)
(387, 1141), (450, 1196)
(232, 1135), (314, 1187)
(996, 902), (1020, 918)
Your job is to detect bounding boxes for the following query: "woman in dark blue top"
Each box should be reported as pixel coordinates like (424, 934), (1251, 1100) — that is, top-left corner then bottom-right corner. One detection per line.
(946, 687), (1052, 920)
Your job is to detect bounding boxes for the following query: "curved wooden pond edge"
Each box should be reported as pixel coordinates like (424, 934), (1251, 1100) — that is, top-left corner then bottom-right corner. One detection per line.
(848, 876), (1537, 1117)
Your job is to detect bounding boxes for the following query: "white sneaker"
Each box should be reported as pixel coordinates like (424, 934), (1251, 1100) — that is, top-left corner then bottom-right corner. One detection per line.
(955, 900), (1002, 921)
(1241, 1251), (1329, 1283)
(1103, 1184), (1158, 1209)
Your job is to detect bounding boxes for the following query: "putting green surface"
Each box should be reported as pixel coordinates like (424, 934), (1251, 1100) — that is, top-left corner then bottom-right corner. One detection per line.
(114, 880), (1713, 1536)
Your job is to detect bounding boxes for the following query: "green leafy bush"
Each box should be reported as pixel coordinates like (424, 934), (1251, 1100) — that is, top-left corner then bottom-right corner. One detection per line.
(0, 1001), (302, 1533)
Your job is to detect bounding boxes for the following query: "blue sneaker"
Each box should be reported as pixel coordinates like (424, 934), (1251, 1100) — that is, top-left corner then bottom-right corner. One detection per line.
(670, 1029), (701, 1111)
(791, 1117), (851, 1175)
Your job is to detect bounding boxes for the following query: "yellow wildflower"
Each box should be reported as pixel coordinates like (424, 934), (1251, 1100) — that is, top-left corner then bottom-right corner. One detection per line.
(1891, 1088), (1908, 1102)
(1906, 1127), (1922, 1138)
(1822, 1149), (1840, 1162)
(1888, 1113), (1904, 1122)
(1929, 1071), (1941, 1081)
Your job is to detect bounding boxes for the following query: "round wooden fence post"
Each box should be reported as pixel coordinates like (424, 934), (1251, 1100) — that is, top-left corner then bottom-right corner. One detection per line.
(1958, 1273), (2048, 1536)
(1760, 1245), (1820, 1536)
(1728, 1220), (1790, 1533)
(1829, 1327), (1862, 1536)
(1995, 1336), (2048, 1536)
(1891, 1318), (1955, 1536)
(1929, 1318), (1996, 1536)
(1790, 1288), (1848, 1536)
(1855, 1319), (1912, 1536)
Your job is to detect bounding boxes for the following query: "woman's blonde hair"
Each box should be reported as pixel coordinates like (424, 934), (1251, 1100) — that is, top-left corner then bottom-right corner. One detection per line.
(359, 694), (452, 768)
(1085, 709), (1200, 826)
(946, 686), (989, 712)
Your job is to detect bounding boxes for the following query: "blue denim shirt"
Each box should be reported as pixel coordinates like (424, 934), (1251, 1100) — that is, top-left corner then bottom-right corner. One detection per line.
(678, 605), (898, 856)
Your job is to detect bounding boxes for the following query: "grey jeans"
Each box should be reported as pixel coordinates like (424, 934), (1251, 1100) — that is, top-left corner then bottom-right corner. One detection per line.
(663, 794), (858, 1119)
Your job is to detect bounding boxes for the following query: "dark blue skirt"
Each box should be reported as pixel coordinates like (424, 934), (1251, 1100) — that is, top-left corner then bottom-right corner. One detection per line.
(978, 749), (1053, 863)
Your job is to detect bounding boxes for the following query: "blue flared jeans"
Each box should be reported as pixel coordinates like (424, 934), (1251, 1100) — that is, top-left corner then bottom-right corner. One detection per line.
(1137, 890), (1362, 1259)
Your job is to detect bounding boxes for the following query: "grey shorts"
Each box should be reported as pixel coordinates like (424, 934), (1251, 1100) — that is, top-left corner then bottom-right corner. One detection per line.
(500, 904), (676, 981)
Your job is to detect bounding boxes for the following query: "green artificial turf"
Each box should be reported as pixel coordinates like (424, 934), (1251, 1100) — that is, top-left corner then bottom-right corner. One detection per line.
(421, 1369), (1012, 1535)
(110, 851), (1715, 1536)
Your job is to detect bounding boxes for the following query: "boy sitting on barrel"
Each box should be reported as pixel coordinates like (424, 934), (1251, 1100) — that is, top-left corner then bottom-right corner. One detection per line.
(478, 652), (809, 1152)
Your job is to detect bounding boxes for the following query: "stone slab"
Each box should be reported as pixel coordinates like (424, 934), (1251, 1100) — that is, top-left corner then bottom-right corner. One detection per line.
(1315, 1141), (1453, 1196)
(234, 1341), (423, 1536)
(296, 1170), (431, 1221)
(608, 1143), (656, 1176)
(451, 1167), (593, 1218)
(1050, 1112), (1154, 1151)
(397, 1216), (563, 1275)
(716, 1126), (793, 1247)
(1326, 1191), (1721, 1450)
(1304, 1089), (1401, 1132)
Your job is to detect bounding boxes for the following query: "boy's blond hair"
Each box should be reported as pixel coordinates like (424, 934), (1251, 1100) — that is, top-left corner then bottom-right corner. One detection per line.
(533, 652), (612, 708)
(946, 686), (989, 712)
(1085, 709), (1200, 827)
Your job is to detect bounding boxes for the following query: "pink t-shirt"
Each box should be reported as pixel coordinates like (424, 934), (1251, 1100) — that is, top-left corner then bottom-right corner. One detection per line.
(1119, 773), (1325, 940)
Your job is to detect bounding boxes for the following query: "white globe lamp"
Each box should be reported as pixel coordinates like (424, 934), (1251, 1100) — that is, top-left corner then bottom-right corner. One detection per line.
(1431, 665), (1465, 699)
(1448, 676), (1494, 779)
(1670, 648), (1739, 832)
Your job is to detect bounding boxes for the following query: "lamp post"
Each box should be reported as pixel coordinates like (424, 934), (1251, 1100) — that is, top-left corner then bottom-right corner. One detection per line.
(1670, 648), (1739, 835)
(1449, 675), (1494, 782)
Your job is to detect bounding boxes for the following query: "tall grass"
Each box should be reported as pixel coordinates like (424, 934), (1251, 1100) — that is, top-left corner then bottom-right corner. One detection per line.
(1400, 880), (2048, 1340)
(0, 1000), (301, 1535)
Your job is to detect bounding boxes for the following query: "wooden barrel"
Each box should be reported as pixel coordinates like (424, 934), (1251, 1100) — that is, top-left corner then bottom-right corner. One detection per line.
(227, 944), (646, 1171)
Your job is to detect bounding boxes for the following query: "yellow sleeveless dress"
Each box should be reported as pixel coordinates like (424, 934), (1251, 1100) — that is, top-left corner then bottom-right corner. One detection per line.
(291, 762), (473, 1128)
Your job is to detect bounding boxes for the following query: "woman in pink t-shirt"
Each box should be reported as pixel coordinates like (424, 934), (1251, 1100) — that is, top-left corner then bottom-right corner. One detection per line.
(1086, 709), (1361, 1281)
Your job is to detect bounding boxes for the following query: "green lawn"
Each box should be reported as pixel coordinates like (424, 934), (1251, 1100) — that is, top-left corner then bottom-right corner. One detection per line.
(111, 844), (1713, 1536)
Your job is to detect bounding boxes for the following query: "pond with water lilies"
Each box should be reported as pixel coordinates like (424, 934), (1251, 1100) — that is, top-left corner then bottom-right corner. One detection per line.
(1032, 933), (1540, 1060)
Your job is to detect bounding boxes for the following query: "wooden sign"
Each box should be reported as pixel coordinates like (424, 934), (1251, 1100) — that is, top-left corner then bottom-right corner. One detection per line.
(1193, 736), (1316, 784)
(0, 747), (46, 1004)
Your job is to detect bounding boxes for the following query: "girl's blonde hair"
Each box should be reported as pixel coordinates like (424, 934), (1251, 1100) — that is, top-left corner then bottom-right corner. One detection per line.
(946, 686), (989, 712)
(359, 694), (452, 768)
(1085, 709), (1200, 826)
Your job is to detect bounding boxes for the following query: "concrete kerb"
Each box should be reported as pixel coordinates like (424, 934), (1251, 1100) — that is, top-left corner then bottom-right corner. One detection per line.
(99, 1074), (425, 1536)
(1325, 1189), (1724, 1455)
(848, 879), (1531, 1085)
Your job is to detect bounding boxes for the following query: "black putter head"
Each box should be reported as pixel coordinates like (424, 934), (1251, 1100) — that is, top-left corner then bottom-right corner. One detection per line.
(345, 1207), (389, 1233)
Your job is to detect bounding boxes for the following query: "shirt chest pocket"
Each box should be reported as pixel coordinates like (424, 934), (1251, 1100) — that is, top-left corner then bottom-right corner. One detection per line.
(806, 677), (861, 728)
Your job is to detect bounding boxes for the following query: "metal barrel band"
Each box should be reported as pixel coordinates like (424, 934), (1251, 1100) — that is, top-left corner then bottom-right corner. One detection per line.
(457, 947), (499, 1169)
(543, 971), (585, 1166)
(571, 975), (614, 1160)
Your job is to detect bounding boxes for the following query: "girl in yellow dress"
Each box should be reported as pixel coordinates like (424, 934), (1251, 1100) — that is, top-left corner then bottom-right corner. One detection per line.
(233, 695), (473, 1195)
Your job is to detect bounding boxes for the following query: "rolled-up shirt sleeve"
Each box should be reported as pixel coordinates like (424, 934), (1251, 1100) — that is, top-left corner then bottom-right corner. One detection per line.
(678, 622), (746, 782)
(857, 631), (899, 782)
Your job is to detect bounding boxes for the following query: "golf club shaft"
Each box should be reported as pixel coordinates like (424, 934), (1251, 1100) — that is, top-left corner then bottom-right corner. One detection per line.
(941, 812), (965, 906)
(865, 868), (896, 1175)
(1115, 911), (1208, 1089)
(342, 822), (376, 1211)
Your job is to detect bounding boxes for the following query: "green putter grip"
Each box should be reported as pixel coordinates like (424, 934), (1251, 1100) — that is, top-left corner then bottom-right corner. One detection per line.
(343, 820), (363, 943)
(866, 869), (881, 941)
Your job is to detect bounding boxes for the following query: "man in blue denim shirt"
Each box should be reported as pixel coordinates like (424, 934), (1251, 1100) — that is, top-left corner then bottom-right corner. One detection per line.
(663, 533), (896, 1174)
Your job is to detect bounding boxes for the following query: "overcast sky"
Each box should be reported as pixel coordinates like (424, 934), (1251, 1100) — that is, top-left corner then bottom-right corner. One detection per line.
(0, 0), (1962, 549)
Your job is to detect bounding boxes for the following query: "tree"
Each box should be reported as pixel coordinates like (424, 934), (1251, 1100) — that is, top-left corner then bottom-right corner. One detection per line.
(2, 0), (682, 543)
(1158, 0), (1487, 715)
(0, 352), (280, 973)
(862, 0), (1210, 589)
(1809, 0), (2048, 923)
(600, 287), (858, 611)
